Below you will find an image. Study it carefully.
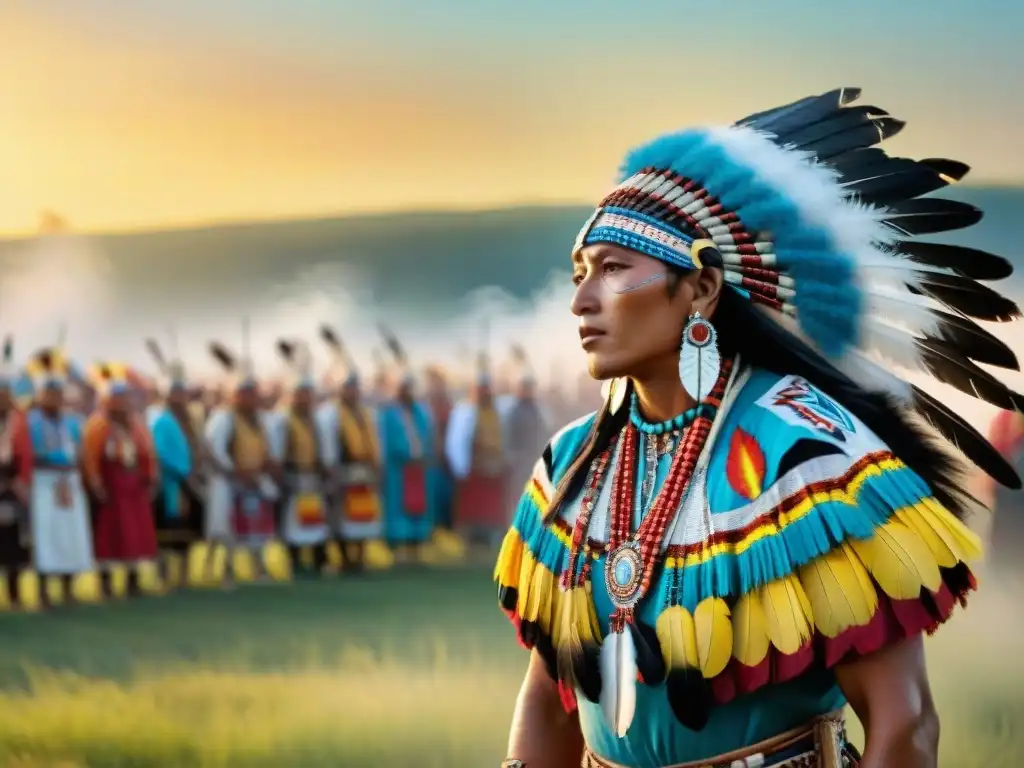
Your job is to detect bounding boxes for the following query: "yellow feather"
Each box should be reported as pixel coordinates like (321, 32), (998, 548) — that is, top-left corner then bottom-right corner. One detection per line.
(759, 575), (814, 655)
(550, 588), (568, 647)
(919, 498), (983, 561)
(798, 543), (878, 638)
(852, 519), (942, 599)
(516, 550), (537, 617)
(525, 564), (554, 628)
(655, 606), (699, 670)
(493, 529), (523, 584)
(573, 583), (598, 644)
(896, 505), (959, 568)
(731, 592), (770, 667)
(582, 578), (603, 642)
(694, 597), (733, 678)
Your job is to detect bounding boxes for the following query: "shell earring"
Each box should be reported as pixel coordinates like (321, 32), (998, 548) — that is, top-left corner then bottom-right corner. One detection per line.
(678, 312), (720, 402)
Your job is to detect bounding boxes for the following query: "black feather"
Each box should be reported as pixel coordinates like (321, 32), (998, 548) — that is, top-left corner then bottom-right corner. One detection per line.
(665, 668), (713, 731)
(629, 621), (666, 686)
(926, 310), (1019, 369)
(738, 87), (861, 136)
(276, 339), (295, 361)
(777, 439), (846, 479)
(209, 342), (235, 371)
(1, 335), (12, 365)
(319, 324), (340, 348)
(896, 241), (1013, 281)
(882, 199), (983, 236)
(799, 118), (906, 161)
(778, 107), (892, 152)
(843, 166), (956, 206)
(919, 158), (970, 183)
(914, 338), (1024, 412)
(827, 147), (889, 176)
(910, 272), (1021, 322)
(145, 338), (166, 370)
(912, 385), (1021, 489)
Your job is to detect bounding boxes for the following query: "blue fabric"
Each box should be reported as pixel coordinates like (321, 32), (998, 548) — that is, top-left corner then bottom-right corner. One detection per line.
(27, 407), (82, 466)
(379, 400), (435, 544)
(147, 406), (192, 521)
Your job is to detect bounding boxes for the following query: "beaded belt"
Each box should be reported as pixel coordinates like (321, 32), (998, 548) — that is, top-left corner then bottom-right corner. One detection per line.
(580, 710), (857, 768)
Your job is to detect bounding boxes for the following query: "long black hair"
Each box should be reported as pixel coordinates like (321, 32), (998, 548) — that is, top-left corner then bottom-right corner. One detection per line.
(548, 278), (972, 521)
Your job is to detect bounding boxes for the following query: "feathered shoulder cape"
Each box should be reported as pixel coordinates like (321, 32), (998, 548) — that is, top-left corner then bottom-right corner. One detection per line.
(495, 366), (979, 723)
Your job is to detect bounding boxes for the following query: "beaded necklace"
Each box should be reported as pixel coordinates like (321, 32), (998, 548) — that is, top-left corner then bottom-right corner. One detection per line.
(563, 359), (733, 633)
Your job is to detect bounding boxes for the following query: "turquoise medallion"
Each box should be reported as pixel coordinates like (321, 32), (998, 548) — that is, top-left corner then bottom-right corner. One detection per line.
(604, 541), (644, 608)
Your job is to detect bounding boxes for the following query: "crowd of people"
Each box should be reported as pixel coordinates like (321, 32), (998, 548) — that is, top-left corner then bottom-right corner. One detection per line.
(0, 323), (597, 612)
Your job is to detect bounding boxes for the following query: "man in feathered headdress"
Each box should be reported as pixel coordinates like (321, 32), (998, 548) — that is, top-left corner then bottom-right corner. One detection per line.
(266, 339), (330, 571)
(144, 338), (205, 562)
(24, 346), (95, 604)
(496, 345), (550, 524)
(376, 327), (435, 561)
(204, 340), (281, 580)
(445, 351), (509, 547)
(0, 336), (35, 608)
(81, 362), (160, 596)
(316, 325), (385, 570)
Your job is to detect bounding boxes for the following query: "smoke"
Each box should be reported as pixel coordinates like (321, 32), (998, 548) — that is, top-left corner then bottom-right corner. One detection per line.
(4, 229), (1023, 437)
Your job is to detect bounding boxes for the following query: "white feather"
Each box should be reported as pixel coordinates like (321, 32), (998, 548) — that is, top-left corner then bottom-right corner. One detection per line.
(678, 338), (721, 402)
(834, 348), (914, 403)
(858, 317), (932, 374)
(599, 629), (637, 738)
(704, 126), (895, 256)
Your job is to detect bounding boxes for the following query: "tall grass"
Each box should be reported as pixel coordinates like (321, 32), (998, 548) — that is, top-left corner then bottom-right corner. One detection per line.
(0, 568), (1020, 767)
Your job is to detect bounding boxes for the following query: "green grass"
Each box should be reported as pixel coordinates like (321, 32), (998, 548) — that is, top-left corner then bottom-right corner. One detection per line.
(0, 565), (1020, 767)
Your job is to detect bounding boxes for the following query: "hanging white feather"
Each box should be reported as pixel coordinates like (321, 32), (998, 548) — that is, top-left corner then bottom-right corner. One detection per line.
(678, 313), (721, 402)
(602, 377), (628, 415)
(599, 628), (637, 738)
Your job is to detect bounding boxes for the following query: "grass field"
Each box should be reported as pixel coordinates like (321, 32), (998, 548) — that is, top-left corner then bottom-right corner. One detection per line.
(0, 564), (1020, 767)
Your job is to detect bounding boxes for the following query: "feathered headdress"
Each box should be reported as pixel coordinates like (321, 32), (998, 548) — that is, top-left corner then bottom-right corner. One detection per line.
(319, 324), (359, 388)
(276, 338), (314, 391)
(146, 336), (187, 395)
(89, 361), (133, 398)
(575, 86), (1023, 489)
(509, 343), (535, 386)
(208, 341), (255, 391)
(378, 323), (413, 387)
(0, 335), (13, 386)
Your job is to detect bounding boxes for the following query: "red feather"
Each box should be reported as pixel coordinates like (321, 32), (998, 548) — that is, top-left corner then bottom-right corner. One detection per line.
(726, 427), (766, 501)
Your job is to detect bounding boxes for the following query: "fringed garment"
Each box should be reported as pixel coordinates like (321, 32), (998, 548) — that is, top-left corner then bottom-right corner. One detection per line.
(494, 366), (978, 767)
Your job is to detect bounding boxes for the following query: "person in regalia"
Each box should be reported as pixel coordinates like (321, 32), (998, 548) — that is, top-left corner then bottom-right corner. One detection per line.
(497, 345), (550, 528)
(984, 409), (1024, 579)
(424, 365), (456, 531)
(81, 363), (160, 594)
(0, 337), (34, 606)
(266, 340), (330, 571)
(24, 348), (94, 601)
(317, 326), (384, 571)
(377, 333), (434, 562)
(204, 342), (280, 576)
(494, 88), (1024, 768)
(446, 352), (509, 547)
(145, 339), (204, 558)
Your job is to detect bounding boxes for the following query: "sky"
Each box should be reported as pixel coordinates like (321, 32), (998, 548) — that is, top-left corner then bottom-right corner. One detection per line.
(1, 0), (1021, 235)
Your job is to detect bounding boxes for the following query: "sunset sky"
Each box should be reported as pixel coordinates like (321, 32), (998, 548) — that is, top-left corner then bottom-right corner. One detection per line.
(1, 0), (1020, 235)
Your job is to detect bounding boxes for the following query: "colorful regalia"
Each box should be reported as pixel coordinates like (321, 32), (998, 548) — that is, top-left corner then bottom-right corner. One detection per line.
(82, 363), (160, 565)
(0, 337), (34, 602)
(316, 326), (384, 553)
(424, 366), (456, 531)
(267, 340), (329, 559)
(377, 332), (434, 549)
(204, 342), (279, 548)
(144, 340), (202, 554)
(497, 345), (551, 527)
(446, 353), (509, 542)
(495, 88), (1022, 767)
(25, 348), (94, 576)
